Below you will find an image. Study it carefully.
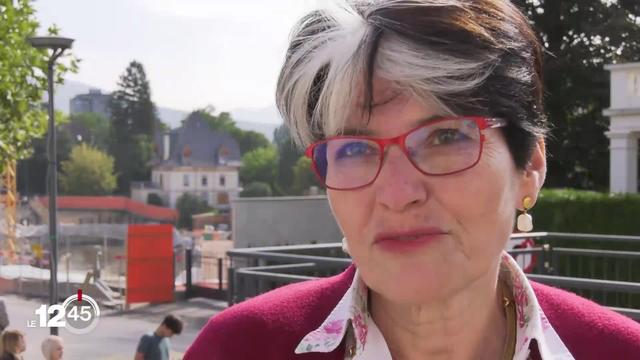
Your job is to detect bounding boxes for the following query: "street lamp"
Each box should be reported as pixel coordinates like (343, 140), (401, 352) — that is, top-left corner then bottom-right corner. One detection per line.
(27, 36), (74, 336)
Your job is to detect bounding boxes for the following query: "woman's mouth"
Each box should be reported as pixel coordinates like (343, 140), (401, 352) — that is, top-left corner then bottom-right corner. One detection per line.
(373, 227), (447, 253)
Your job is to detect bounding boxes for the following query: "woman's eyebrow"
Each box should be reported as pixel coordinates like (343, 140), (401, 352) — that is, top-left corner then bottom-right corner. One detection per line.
(341, 114), (446, 136)
(412, 114), (446, 128)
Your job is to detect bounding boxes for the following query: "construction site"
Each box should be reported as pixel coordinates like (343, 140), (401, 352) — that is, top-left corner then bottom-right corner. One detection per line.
(0, 161), (229, 309)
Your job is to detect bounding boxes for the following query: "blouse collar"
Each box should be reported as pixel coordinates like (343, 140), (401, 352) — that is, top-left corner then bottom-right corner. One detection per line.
(295, 251), (574, 359)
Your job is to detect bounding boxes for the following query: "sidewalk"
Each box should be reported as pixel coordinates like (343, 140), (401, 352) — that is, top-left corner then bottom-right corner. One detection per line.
(1, 294), (227, 359)
(111, 296), (228, 331)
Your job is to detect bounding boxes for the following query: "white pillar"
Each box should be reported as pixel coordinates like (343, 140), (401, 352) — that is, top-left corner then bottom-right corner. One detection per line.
(606, 131), (638, 193)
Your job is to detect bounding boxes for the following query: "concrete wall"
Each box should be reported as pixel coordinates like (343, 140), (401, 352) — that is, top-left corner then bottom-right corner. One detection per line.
(605, 62), (640, 109)
(232, 196), (342, 248)
(604, 62), (640, 193)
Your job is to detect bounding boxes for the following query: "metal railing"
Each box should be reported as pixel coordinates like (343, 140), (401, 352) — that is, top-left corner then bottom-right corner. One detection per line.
(182, 250), (230, 299)
(224, 233), (640, 321)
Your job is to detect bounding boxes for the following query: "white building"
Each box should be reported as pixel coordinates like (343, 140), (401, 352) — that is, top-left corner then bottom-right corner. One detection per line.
(131, 112), (242, 209)
(604, 62), (640, 193)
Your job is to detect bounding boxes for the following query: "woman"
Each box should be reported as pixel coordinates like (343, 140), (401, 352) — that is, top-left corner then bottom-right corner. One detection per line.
(41, 336), (64, 360)
(185, 1), (640, 359)
(0, 330), (25, 360)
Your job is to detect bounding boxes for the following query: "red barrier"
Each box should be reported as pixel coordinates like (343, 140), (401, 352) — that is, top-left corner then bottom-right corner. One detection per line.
(126, 224), (174, 304)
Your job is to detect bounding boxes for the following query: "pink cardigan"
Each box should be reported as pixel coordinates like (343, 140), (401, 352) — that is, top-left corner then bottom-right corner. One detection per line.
(184, 265), (640, 359)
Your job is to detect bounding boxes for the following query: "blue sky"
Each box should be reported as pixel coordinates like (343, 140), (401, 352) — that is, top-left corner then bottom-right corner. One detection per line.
(33, 0), (318, 115)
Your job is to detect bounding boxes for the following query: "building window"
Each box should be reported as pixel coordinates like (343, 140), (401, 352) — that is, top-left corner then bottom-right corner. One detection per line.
(217, 192), (229, 205)
(202, 175), (208, 187)
(218, 147), (230, 165)
(183, 174), (190, 187)
(159, 174), (163, 186)
(219, 175), (226, 187)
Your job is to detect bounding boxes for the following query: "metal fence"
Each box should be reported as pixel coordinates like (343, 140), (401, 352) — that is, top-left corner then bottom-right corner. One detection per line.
(0, 225), (127, 294)
(223, 233), (640, 321)
(181, 249), (231, 299)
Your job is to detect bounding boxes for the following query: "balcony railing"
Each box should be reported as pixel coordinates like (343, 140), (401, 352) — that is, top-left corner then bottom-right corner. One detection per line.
(224, 233), (640, 321)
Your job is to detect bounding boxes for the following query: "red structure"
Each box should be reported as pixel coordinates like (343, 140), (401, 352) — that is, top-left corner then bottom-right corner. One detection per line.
(126, 224), (174, 304)
(38, 196), (177, 223)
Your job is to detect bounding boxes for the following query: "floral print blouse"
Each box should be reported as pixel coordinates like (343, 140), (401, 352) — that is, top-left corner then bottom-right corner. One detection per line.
(295, 252), (575, 359)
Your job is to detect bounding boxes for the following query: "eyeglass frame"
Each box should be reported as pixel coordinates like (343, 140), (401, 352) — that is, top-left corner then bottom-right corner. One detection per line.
(304, 116), (508, 191)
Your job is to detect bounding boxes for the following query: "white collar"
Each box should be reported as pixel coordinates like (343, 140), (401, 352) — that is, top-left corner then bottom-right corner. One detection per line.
(295, 251), (574, 359)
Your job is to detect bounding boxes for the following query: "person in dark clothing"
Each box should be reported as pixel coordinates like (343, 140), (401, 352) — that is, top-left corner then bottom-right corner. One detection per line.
(0, 299), (9, 332)
(134, 314), (183, 360)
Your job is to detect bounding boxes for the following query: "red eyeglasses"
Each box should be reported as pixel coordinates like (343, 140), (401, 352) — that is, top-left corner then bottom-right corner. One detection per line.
(305, 116), (507, 190)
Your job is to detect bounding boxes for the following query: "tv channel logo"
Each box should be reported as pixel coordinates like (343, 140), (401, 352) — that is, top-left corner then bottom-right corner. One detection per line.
(28, 289), (101, 334)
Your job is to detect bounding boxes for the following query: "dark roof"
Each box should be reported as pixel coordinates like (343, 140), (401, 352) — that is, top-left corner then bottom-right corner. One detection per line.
(152, 112), (241, 167)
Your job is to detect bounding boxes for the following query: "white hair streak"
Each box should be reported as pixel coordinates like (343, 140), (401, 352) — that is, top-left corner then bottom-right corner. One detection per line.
(279, 0), (370, 147)
(277, 0), (501, 148)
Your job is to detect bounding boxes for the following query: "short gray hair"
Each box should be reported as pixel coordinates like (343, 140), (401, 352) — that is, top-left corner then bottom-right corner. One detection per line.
(41, 335), (63, 359)
(276, 0), (546, 169)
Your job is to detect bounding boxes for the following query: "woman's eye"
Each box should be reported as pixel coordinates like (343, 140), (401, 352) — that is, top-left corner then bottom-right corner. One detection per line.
(430, 129), (470, 145)
(335, 141), (377, 159)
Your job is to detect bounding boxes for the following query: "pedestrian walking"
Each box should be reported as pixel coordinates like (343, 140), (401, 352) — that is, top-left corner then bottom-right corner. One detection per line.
(134, 314), (183, 360)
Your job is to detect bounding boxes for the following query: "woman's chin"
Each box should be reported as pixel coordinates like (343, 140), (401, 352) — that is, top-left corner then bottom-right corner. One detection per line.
(366, 267), (455, 303)
(375, 283), (452, 306)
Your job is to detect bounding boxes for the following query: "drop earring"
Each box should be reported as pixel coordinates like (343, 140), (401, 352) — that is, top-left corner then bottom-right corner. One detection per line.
(517, 196), (534, 232)
(341, 237), (350, 254)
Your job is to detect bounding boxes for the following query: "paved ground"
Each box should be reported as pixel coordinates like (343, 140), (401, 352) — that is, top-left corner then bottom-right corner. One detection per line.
(2, 294), (226, 360)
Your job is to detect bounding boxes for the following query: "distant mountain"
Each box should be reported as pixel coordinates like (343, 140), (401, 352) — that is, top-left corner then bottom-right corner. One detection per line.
(231, 106), (282, 141)
(157, 107), (188, 128)
(50, 80), (96, 113)
(52, 80), (282, 140)
(230, 106), (282, 126)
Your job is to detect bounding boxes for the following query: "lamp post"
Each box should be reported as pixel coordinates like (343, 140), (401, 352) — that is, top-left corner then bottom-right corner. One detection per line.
(27, 36), (74, 336)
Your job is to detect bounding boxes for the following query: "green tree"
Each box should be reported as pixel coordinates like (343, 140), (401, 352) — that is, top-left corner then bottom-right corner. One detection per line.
(109, 60), (157, 193)
(17, 112), (74, 196)
(196, 106), (236, 132)
(176, 193), (212, 230)
(0, 1), (78, 172)
(68, 112), (110, 150)
(240, 181), (273, 197)
(59, 144), (116, 195)
(273, 124), (302, 195)
(239, 146), (278, 189)
(195, 107), (271, 154)
(512, 0), (640, 190)
(147, 193), (164, 206)
(229, 128), (271, 155)
(292, 156), (322, 195)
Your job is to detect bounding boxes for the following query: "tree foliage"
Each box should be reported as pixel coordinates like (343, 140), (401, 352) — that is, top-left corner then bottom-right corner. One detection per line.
(292, 156), (322, 195)
(17, 112), (75, 196)
(68, 112), (110, 150)
(230, 128), (271, 155)
(273, 124), (302, 195)
(176, 193), (211, 230)
(195, 107), (271, 154)
(240, 181), (273, 197)
(512, 0), (640, 190)
(0, 0), (78, 172)
(59, 144), (116, 195)
(239, 146), (278, 189)
(109, 60), (157, 193)
(147, 193), (164, 206)
(196, 106), (236, 132)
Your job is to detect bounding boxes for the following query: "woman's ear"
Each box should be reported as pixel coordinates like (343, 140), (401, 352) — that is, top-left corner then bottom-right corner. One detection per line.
(518, 137), (546, 208)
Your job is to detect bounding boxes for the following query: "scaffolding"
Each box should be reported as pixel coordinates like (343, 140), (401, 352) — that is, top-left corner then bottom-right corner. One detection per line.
(1, 160), (17, 262)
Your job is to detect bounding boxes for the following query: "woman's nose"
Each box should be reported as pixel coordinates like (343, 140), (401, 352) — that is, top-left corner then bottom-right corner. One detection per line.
(374, 146), (428, 212)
